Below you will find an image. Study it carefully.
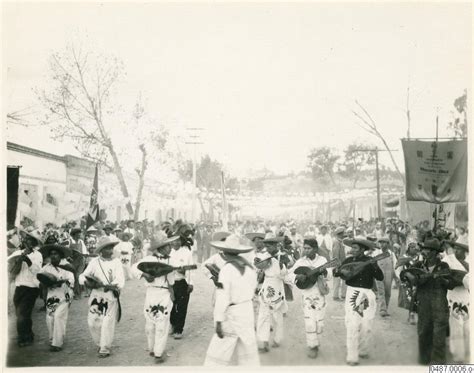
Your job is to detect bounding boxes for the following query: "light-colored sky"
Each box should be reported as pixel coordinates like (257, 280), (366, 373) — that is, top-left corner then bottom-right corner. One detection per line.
(3, 2), (471, 177)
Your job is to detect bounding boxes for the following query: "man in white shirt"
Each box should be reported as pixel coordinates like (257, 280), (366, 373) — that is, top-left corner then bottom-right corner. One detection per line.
(80, 236), (125, 358)
(442, 241), (470, 363)
(255, 251), (287, 352)
(375, 237), (397, 317)
(204, 235), (259, 366)
(316, 225), (333, 261)
(169, 237), (194, 340)
(132, 236), (179, 363)
(8, 228), (43, 347)
(38, 244), (75, 351)
(288, 238), (329, 359)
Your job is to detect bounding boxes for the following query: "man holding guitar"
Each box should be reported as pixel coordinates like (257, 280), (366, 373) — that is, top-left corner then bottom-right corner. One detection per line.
(288, 238), (333, 359)
(132, 236), (196, 363)
(333, 238), (384, 366)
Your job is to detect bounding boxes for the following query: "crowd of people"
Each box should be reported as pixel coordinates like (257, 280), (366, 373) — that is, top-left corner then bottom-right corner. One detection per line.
(7, 215), (470, 366)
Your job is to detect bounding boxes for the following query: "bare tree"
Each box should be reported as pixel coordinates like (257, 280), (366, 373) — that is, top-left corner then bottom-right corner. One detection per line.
(132, 94), (169, 220)
(36, 43), (135, 214)
(352, 100), (405, 186)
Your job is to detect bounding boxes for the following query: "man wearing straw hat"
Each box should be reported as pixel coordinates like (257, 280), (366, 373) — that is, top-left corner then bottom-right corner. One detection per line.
(8, 228), (44, 347)
(204, 234), (259, 366)
(333, 238), (384, 366)
(79, 235), (125, 358)
(132, 236), (180, 364)
(254, 250), (287, 353)
(401, 238), (455, 365)
(38, 243), (75, 351)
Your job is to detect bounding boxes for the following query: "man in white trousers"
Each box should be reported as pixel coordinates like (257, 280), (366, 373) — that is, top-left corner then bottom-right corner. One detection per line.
(443, 241), (470, 363)
(254, 250), (287, 352)
(38, 244), (75, 351)
(133, 236), (179, 363)
(334, 238), (384, 366)
(288, 238), (329, 358)
(80, 236), (124, 358)
(204, 234), (259, 366)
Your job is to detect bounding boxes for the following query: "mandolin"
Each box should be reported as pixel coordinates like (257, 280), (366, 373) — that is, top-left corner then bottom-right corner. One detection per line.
(294, 258), (340, 289)
(137, 262), (197, 277)
(337, 252), (391, 281)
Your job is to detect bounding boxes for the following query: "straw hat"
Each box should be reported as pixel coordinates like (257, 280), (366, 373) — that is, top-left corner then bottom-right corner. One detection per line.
(95, 236), (120, 255)
(149, 236), (180, 252)
(212, 231), (231, 242)
(210, 234), (254, 254)
(245, 232), (265, 242)
(20, 228), (44, 246)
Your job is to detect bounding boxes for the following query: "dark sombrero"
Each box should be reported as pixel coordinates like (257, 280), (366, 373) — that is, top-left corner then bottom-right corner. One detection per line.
(40, 244), (72, 259)
(37, 272), (59, 286)
(418, 238), (444, 252)
(342, 238), (375, 251)
(446, 241), (469, 252)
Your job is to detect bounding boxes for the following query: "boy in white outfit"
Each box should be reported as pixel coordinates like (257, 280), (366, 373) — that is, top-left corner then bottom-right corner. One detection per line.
(80, 236), (124, 358)
(38, 244), (75, 351)
(254, 250), (287, 352)
(132, 236), (178, 364)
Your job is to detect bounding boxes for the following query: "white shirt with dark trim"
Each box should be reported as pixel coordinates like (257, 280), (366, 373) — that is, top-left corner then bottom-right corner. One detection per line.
(9, 248), (43, 288)
(79, 257), (125, 289)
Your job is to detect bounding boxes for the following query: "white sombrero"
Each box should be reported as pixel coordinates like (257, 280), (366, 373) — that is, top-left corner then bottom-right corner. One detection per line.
(95, 236), (120, 254)
(20, 228), (44, 246)
(210, 234), (254, 254)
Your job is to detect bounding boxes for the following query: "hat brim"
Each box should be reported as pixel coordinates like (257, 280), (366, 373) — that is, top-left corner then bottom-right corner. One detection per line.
(150, 236), (180, 251)
(263, 237), (284, 245)
(210, 240), (254, 253)
(95, 241), (120, 254)
(212, 231), (232, 242)
(245, 233), (265, 241)
(418, 243), (443, 252)
(20, 229), (44, 246)
(343, 238), (375, 251)
(37, 272), (58, 286)
(446, 241), (469, 252)
(40, 244), (72, 259)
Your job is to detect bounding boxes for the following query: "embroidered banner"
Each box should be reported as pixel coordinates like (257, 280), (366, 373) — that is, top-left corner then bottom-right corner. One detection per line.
(402, 139), (467, 203)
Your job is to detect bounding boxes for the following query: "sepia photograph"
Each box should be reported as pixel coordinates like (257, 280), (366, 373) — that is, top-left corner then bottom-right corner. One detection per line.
(2, 1), (471, 370)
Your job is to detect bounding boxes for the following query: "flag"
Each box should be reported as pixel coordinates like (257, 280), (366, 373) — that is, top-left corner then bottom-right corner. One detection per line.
(402, 139), (467, 203)
(86, 165), (99, 229)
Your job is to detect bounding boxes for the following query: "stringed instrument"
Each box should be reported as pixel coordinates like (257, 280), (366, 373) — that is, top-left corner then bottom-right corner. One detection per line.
(337, 251), (391, 281)
(137, 262), (197, 277)
(294, 258), (340, 289)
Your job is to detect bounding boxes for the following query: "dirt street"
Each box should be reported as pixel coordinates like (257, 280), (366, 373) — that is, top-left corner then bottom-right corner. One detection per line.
(7, 266), (421, 367)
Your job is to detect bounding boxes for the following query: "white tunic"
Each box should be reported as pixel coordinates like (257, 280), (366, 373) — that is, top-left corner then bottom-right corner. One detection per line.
(9, 248), (43, 288)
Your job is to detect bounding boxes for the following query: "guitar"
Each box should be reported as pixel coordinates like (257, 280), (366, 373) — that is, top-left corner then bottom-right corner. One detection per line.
(294, 258), (340, 289)
(337, 252), (391, 281)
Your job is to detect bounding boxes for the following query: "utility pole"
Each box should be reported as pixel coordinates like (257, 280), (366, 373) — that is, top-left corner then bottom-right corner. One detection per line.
(185, 128), (204, 223)
(348, 148), (398, 219)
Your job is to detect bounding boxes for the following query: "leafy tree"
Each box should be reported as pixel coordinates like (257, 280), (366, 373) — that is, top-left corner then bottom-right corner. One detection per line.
(307, 146), (340, 186)
(341, 143), (376, 189)
(448, 90), (467, 138)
